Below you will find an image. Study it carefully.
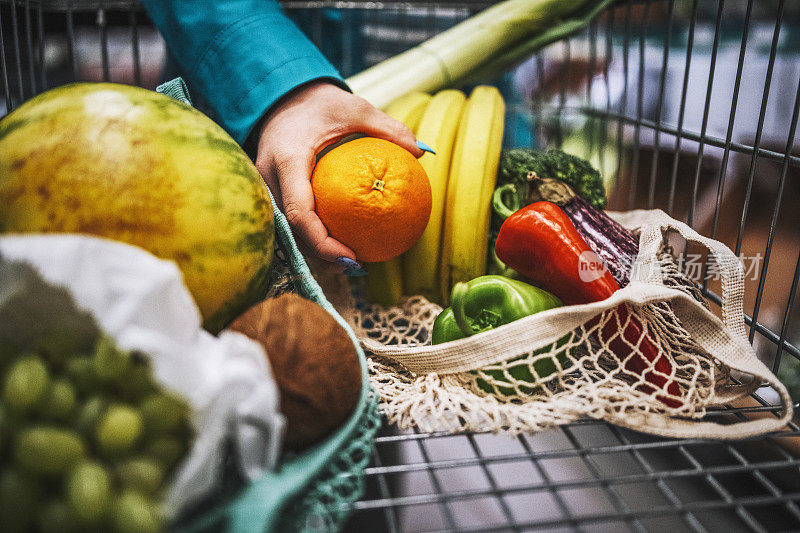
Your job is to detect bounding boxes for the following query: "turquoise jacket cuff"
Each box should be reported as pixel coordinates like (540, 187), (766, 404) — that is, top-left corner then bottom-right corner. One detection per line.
(141, 2), (347, 146)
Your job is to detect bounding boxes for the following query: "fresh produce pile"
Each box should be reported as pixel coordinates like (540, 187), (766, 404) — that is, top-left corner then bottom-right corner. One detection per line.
(489, 149), (611, 279)
(360, 87), (688, 405)
(0, 82), (366, 530)
(493, 198), (681, 406)
(0, 330), (191, 533)
(366, 86), (506, 306)
(357, 145), (791, 436)
(0, 0), (629, 526)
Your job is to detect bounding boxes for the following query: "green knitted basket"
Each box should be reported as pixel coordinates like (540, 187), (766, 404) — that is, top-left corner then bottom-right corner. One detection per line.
(159, 79), (381, 533)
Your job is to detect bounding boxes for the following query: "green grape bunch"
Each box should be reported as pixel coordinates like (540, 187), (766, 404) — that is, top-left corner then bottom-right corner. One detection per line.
(0, 330), (193, 533)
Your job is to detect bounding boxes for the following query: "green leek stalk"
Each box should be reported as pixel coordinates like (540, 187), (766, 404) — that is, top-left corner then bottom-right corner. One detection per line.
(459, 0), (616, 86)
(346, 0), (612, 109)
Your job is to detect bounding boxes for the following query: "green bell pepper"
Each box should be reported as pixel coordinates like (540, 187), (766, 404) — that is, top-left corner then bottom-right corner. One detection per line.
(431, 275), (570, 397)
(432, 275), (562, 344)
(431, 308), (463, 345)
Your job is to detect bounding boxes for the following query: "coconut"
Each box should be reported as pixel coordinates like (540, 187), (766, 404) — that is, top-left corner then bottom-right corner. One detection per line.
(227, 293), (361, 450)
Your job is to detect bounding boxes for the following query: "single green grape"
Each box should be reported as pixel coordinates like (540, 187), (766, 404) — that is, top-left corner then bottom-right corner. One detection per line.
(39, 378), (78, 422)
(112, 490), (162, 533)
(66, 460), (112, 525)
(96, 404), (143, 456)
(116, 457), (165, 495)
(14, 426), (86, 476)
(140, 393), (187, 435)
(76, 395), (107, 436)
(38, 498), (77, 533)
(93, 335), (130, 382)
(0, 468), (41, 532)
(3, 355), (50, 414)
(66, 357), (99, 397)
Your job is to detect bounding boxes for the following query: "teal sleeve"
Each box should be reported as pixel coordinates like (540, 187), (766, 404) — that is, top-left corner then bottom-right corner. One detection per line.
(140, 1), (348, 145)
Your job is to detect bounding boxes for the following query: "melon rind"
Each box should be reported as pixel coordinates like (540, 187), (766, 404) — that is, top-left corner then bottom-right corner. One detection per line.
(0, 83), (275, 333)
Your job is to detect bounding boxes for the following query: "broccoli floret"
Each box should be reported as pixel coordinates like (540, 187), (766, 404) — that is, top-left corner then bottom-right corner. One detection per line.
(498, 148), (607, 209)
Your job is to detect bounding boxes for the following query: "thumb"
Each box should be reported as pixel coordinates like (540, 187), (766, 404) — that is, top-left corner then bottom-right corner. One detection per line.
(358, 107), (425, 158)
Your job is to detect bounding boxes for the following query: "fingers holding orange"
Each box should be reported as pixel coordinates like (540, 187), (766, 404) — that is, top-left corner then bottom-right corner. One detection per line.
(259, 145), (356, 264)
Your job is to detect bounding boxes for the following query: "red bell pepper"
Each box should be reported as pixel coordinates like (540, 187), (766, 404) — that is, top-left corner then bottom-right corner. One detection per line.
(493, 201), (618, 305)
(495, 201), (682, 407)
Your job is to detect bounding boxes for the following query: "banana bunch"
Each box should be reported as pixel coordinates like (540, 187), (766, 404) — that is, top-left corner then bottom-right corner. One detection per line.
(365, 86), (505, 306)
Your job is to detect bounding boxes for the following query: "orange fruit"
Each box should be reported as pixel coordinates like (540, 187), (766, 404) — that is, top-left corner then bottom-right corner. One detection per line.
(311, 137), (432, 262)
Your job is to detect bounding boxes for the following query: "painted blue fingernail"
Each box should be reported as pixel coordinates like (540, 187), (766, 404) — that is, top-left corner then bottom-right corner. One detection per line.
(344, 267), (368, 277)
(335, 256), (363, 270)
(417, 140), (436, 155)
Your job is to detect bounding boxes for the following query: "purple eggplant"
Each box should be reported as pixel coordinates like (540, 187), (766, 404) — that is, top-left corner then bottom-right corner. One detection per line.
(492, 173), (638, 287)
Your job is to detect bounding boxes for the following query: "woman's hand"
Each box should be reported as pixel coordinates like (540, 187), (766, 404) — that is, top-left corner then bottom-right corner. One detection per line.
(254, 81), (424, 274)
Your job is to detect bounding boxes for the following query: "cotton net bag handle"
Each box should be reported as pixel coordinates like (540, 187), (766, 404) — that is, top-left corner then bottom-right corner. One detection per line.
(363, 209), (794, 440)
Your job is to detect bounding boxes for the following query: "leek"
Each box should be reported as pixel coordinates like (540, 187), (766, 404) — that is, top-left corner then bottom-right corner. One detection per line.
(459, 0), (616, 86)
(346, 0), (613, 109)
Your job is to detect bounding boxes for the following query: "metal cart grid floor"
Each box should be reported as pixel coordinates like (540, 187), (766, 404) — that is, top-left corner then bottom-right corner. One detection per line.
(1, 0), (800, 531)
(346, 402), (800, 532)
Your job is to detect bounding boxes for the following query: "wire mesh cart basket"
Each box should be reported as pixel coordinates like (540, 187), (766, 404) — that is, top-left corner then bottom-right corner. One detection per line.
(2, 0), (800, 531)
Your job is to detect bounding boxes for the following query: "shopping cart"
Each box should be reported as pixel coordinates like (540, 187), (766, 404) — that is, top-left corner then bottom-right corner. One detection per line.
(1, 0), (799, 531)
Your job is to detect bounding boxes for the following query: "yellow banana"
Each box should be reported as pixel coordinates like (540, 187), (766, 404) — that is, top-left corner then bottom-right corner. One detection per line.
(402, 89), (466, 302)
(382, 91), (431, 131)
(365, 92), (432, 306)
(439, 86), (505, 303)
(365, 260), (405, 306)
